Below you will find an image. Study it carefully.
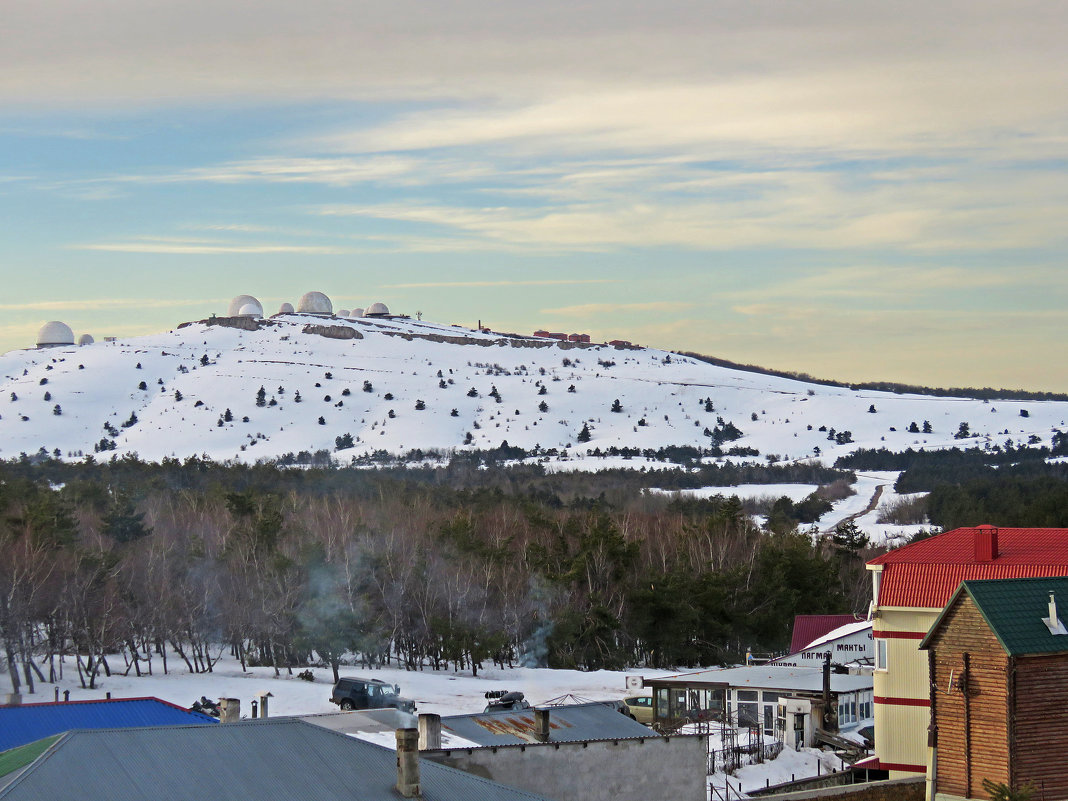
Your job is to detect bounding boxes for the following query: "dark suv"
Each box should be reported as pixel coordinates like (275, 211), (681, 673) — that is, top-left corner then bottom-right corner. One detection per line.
(330, 677), (416, 713)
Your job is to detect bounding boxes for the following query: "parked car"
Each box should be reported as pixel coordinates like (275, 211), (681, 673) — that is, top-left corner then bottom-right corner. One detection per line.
(330, 677), (416, 713)
(621, 694), (654, 725)
(484, 690), (531, 713)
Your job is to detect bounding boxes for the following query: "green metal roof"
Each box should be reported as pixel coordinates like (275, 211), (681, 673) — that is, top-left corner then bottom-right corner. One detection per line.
(921, 576), (1068, 656)
(0, 736), (60, 785)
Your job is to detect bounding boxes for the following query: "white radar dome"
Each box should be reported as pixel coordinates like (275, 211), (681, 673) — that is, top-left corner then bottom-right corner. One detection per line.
(277, 302), (295, 314)
(297, 291), (333, 315)
(337, 309), (350, 317)
(78, 334), (95, 346)
(37, 321), (75, 347)
(227, 294), (262, 317)
(366, 302), (390, 316)
(237, 303), (262, 318)
(351, 308), (364, 318)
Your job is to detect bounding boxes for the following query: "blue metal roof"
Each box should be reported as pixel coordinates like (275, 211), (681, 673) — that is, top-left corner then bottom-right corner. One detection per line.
(440, 701), (654, 747)
(0, 697), (217, 752)
(0, 719), (554, 801)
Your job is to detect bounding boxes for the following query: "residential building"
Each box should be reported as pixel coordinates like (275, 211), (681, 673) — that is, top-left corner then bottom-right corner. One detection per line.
(920, 576), (1068, 801)
(866, 525), (1068, 778)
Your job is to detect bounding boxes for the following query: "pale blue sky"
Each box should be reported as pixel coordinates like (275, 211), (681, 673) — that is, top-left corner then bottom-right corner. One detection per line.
(1, 1), (1066, 390)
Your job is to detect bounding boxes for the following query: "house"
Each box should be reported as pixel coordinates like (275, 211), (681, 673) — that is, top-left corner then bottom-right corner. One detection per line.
(0, 696), (216, 752)
(919, 576), (1068, 801)
(643, 665), (873, 748)
(789, 614), (866, 655)
(422, 704), (705, 801)
(567, 333), (590, 343)
(0, 718), (553, 801)
(770, 619), (874, 669)
(865, 525), (1068, 778)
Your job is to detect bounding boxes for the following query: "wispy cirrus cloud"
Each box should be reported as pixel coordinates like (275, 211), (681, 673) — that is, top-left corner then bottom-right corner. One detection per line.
(542, 301), (696, 316)
(385, 279), (616, 289)
(0, 297), (223, 312)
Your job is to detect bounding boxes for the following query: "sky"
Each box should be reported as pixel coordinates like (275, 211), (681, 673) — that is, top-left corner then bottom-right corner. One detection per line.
(1, 1), (1066, 392)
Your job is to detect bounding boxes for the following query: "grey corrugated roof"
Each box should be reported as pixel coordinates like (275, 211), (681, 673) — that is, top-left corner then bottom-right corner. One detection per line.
(646, 665), (873, 694)
(0, 718), (554, 801)
(440, 702), (654, 746)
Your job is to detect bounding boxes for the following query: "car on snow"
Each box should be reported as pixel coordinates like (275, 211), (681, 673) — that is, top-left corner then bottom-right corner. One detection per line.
(483, 690), (531, 713)
(330, 677), (416, 713)
(621, 694), (654, 725)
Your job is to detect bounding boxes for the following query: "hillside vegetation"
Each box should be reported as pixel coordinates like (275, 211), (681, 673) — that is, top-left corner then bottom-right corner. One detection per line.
(0, 458), (873, 694)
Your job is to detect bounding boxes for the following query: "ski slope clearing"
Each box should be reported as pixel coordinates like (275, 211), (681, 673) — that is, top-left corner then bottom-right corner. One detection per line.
(2, 312), (1065, 465)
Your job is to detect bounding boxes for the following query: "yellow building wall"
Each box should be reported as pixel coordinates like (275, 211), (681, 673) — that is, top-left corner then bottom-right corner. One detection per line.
(873, 607), (939, 776)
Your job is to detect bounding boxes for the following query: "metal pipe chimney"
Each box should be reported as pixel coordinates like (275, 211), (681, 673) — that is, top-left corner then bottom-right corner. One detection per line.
(534, 708), (551, 743)
(418, 714), (441, 750)
(395, 728), (421, 798)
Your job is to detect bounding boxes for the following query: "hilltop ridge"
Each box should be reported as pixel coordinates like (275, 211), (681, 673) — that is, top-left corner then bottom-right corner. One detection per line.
(1, 312), (1065, 465)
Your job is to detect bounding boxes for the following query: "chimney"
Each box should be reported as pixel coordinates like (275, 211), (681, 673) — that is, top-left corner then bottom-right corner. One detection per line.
(534, 707), (551, 743)
(219, 698), (241, 723)
(1043, 592), (1068, 635)
(395, 728), (421, 798)
(418, 713), (441, 750)
(257, 691), (273, 719)
(974, 525), (999, 562)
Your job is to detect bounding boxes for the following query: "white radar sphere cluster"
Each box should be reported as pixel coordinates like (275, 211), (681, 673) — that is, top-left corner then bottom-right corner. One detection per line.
(227, 295), (263, 318)
(36, 321), (75, 347)
(297, 291), (333, 315)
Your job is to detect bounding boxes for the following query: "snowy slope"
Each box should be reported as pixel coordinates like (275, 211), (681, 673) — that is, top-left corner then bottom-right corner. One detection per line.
(1, 312), (1065, 465)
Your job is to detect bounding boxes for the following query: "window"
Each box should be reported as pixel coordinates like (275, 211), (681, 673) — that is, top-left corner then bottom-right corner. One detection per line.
(737, 690), (758, 701)
(875, 639), (888, 670)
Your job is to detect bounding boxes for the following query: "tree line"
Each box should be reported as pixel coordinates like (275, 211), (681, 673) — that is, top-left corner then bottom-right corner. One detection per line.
(0, 457), (873, 694)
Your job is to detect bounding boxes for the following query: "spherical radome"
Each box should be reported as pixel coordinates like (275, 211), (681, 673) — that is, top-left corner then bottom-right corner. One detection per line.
(78, 334), (95, 346)
(277, 302), (295, 314)
(228, 294), (262, 317)
(37, 321), (75, 347)
(237, 303), (262, 318)
(298, 291), (332, 315)
(366, 302), (390, 316)
(351, 308), (365, 318)
(337, 309), (350, 317)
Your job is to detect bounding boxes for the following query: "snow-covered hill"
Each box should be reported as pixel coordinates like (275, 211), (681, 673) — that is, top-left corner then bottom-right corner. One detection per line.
(1, 312), (1065, 464)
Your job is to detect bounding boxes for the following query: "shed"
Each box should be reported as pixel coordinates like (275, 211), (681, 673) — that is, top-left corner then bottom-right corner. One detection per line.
(919, 576), (1068, 800)
(438, 701), (652, 746)
(0, 696), (216, 752)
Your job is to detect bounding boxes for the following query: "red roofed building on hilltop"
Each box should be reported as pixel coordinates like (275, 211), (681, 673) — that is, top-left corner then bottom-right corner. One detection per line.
(865, 525), (1068, 779)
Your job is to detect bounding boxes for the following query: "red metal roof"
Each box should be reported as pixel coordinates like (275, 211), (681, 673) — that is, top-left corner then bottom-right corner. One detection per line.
(789, 614), (864, 653)
(869, 527), (1068, 609)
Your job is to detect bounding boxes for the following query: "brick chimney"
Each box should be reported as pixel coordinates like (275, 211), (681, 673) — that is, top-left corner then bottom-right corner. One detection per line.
(219, 698), (240, 723)
(418, 713), (441, 750)
(534, 708), (551, 743)
(395, 728), (421, 798)
(974, 525), (999, 562)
